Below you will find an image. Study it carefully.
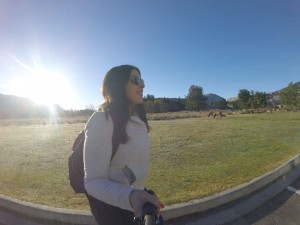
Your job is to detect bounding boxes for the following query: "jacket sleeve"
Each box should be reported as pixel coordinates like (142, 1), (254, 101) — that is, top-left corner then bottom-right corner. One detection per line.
(83, 112), (134, 211)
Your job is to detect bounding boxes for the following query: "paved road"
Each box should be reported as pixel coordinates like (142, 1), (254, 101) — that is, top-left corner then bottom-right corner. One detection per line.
(2, 176), (300, 225)
(222, 176), (300, 225)
(0, 208), (43, 225)
(166, 172), (300, 225)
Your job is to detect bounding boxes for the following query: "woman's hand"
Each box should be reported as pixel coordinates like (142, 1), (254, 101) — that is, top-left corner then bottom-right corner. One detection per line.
(129, 189), (164, 218)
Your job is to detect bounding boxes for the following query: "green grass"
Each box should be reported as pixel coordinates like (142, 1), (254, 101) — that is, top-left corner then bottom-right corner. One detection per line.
(0, 112), (299, 210)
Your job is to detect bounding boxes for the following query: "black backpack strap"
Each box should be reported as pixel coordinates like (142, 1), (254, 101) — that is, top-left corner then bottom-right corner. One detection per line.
(111, 142), (119, 161)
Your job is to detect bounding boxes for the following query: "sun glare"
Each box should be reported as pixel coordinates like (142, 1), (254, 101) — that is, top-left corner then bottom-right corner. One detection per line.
(10, 67), (77, 110)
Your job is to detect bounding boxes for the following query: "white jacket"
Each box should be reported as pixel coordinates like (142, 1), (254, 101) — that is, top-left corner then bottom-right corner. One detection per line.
(83, 111), (150, 211)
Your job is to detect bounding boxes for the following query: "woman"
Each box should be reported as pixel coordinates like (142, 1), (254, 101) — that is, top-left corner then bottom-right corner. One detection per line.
(83, 65), (164, 225)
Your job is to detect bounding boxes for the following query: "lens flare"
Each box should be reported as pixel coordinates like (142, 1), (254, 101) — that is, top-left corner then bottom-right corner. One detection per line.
(6, 54), (78, 111)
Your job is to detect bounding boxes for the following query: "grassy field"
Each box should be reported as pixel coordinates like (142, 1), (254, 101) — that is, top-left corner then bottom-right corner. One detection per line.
(0, 111), (299, 210)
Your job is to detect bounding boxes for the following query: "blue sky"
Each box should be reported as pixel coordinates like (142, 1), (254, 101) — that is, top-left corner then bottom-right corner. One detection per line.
(0, 0), (299, 109)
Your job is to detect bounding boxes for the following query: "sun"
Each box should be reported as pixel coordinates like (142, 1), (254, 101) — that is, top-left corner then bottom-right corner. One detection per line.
(11, 67), (76, 110)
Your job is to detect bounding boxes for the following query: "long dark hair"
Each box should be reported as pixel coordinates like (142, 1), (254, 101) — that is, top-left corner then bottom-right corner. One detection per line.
(99, 65), (149, 148)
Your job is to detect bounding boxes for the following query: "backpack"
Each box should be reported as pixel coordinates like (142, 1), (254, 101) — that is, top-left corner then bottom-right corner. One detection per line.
(68, 130), (118, 193)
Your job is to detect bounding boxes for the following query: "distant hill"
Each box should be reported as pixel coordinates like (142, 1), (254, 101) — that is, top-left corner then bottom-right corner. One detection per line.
(227, 97), (238, 102)
(226, 81), (300, 105)
(270, 82), (300, 95)
(266, 81), (300, 106)
(205, 93), (225, 105)
(0, 94), (65, 119)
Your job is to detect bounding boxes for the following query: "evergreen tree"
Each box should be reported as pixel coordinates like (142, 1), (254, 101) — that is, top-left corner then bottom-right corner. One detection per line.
(238, 89), (250, 109)
(216, 99), (228, 110)
(143, 94), (155, 102)
(279, 82), (298, 109)
(250, 92), (267, 109)
(185, 85), (207, 111)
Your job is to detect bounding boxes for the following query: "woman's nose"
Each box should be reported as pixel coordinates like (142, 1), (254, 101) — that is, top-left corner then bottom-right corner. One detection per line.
(139, 81), (145, 88)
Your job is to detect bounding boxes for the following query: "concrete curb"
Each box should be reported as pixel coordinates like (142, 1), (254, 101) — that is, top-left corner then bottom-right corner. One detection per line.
(0, 195), (96, 225)
(163, 153), (300, 220)
(184, 159), (300, 225)
(0, 154), (300, 224)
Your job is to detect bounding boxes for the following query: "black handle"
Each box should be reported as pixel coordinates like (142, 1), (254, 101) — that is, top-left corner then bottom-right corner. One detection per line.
(143, 190), (157, 225)
(134, 189), (163, 225)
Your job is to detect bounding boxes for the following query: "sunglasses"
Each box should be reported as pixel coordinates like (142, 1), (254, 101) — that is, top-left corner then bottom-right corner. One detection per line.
(130, 76), (145, 87)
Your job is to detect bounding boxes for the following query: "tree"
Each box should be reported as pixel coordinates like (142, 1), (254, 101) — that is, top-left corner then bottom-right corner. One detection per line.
(238, 89), (250, 109)
(185, 85), (207, 111)
(250, 92), (267, 109)
(280, 82), (298, 109)
(229, 100), (239, 109)
(143, 94), (155, 102)
(216, 99), (228, 110)
(144, 97), (185, 113)
(85, 104), (96, 110)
